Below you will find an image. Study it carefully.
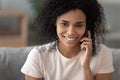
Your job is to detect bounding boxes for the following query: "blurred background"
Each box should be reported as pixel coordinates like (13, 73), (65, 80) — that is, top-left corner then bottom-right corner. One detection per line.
(0, 0), (120, 48)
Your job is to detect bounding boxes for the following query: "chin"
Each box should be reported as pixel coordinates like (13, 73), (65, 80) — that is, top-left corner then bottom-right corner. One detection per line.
(63, 41), (80, 48)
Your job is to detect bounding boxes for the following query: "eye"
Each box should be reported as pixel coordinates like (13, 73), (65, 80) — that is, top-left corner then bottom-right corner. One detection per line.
(60, 22), (68, 27)
(76, 24), (83, 27)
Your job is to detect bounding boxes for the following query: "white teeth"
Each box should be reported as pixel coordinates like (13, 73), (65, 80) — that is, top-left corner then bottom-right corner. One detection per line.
(65, 37), (76, 41)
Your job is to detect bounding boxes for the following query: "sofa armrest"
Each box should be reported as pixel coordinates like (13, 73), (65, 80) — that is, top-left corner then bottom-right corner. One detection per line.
(0, 47), (33, 80)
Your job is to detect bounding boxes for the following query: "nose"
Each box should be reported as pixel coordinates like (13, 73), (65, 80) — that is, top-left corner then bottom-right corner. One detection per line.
(67, 26), (75, 36)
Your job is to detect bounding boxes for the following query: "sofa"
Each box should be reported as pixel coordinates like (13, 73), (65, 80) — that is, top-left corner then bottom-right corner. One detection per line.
(0, 46), (120, 80)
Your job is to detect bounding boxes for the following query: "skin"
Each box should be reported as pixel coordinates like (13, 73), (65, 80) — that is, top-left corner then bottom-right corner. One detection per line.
(56, 9), (86, 58)
(25, 9), (112, 80)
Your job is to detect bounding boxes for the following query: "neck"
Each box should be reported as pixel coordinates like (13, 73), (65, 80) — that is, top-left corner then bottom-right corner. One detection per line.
(58, 42), (80, 58)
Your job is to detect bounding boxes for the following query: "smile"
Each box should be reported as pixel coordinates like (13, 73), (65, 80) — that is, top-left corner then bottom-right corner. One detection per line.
(64, 36), (77, 41)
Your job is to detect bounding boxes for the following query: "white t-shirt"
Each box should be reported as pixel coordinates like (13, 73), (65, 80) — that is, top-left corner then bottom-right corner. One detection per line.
(21, 41), (114, 80)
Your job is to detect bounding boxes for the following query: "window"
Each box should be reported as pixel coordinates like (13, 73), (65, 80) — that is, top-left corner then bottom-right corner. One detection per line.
(0, 10), (28, 47)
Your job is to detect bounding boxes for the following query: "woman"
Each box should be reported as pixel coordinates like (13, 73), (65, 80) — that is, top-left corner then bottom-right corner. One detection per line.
(21, 0), (114, 80)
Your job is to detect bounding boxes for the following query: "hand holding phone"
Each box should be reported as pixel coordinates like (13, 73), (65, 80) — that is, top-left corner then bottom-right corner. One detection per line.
(80, 30), (92, 50)
(80, 30), (93, 68)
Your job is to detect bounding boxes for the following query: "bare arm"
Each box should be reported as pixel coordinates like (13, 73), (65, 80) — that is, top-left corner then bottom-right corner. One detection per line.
(80, 31), (94, 80)
(81, 67), (94, 80)
(80, 31), (112, 80)
(81, 67), (112, 80)
(25, 75), (44, 80)
(94, 73), (112, 80)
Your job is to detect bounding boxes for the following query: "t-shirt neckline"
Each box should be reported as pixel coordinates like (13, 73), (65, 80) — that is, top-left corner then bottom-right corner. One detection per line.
(56, 43), (81, 62)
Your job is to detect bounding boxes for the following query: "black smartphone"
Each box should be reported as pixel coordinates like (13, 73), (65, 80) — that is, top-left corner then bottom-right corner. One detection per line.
(84, 28), (88, 37)
(80, 28), (88, 45)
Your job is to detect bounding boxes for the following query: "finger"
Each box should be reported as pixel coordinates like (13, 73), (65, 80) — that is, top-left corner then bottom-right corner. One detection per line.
(80, 44), (87, 51)
(81, 43), (92, 52)
(80, 38), (91, 42)
(88, 30), (91, 39)
(82, 42), (90, 45)
(81, 41), (92, 49)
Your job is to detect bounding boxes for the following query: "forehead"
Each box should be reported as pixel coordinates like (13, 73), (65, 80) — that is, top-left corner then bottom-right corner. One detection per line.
(57, 9), (86, 22)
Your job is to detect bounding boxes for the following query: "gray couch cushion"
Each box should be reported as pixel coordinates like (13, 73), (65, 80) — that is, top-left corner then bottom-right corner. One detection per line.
(0, 47), (32, 80)
(111, 49), (120, 80)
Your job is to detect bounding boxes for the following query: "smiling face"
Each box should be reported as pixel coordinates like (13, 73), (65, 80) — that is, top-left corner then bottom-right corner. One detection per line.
(56, 9), (86, 49)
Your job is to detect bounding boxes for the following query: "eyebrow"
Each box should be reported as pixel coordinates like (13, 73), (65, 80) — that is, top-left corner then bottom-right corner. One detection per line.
(59, 20), (85, 24)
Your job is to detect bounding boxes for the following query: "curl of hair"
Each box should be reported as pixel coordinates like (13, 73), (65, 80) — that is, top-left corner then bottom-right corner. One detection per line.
(34, 0), (106, 56)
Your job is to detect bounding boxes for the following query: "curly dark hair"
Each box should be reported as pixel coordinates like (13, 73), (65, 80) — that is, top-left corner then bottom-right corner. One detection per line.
(34, 0), (106, 56)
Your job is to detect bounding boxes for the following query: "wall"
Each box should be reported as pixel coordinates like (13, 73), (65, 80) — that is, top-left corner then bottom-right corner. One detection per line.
(0, 0), (35, 21)
(99, 1), (120, 48)
(0, 0), (120, 48)
(99, 0), (120, 3)
(0, 0), (35, 47)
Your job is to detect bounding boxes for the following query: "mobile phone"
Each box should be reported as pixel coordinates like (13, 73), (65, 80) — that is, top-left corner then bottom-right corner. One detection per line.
(80, 28), (88, 45)
(84, 28), (88, 37)
(80, 28), (89, 50)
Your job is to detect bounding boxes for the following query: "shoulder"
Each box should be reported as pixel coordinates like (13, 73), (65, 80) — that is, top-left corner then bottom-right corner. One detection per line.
(94, 44), (112, 59)
(92, 44), (114, 74)
(92, 44), (113, 63)
(97, 44), (111, 55)
(36, 41), (57, 54)
(28, 41), (57, 59)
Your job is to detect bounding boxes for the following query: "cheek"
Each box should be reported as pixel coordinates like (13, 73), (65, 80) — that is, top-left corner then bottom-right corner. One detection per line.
(77, 28), (86, 38)
(56, 25), (65, 34)
(56, 26), (63, 37)
(78, 32), (84, 38)
(78, 28), (85, 34)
